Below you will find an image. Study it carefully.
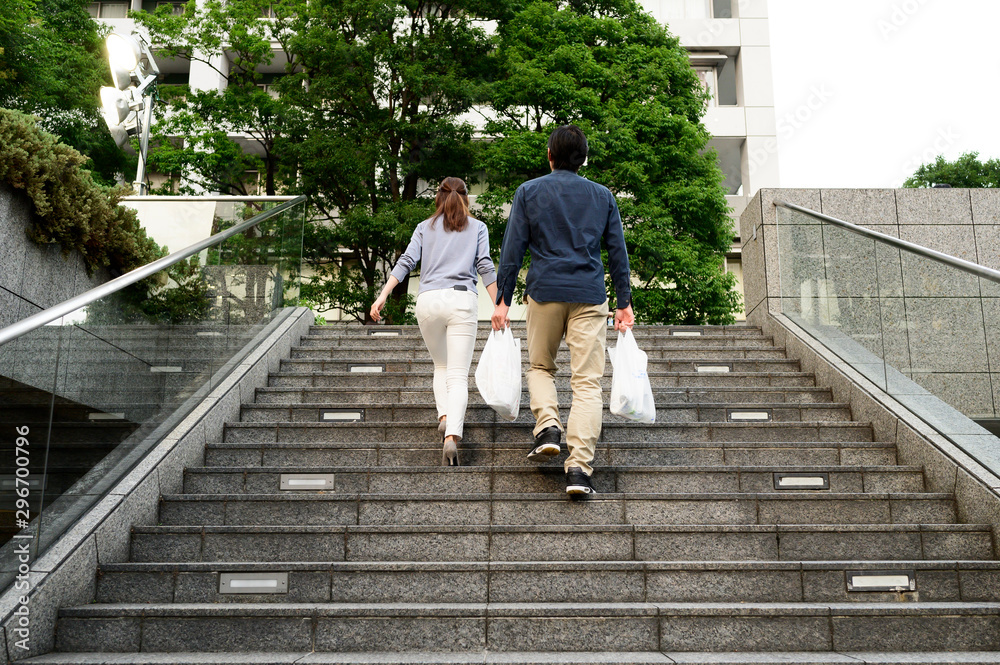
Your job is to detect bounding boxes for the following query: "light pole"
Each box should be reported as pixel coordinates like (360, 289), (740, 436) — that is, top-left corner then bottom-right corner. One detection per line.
(100, 31), (160, 194)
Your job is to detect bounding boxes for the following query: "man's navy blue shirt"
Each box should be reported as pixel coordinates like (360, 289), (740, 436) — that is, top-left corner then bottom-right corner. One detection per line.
(495, 169), (631, 308)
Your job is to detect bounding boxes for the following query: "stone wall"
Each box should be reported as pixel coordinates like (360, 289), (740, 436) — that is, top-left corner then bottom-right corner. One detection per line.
(740, 188), (1000, 324)
(739, 187), (1000, 545)
(0, 183), (110, 329)
(740, 188), (1000, 420)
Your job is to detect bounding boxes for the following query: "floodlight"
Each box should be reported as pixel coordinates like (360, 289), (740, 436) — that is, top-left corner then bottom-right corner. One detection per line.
(104, 31), (160, 194)
(106, 33), (140, 73)
(108, 125), (130, 149)
(110, 63), (133, 90)
(100, 87), (131, 126)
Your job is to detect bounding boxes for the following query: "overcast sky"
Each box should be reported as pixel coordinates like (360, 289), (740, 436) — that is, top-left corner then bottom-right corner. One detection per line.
(767, 0), (1000, 188)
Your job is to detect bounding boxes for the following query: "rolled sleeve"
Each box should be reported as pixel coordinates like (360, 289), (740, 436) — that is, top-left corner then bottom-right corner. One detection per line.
(390, 225), (422, 283)
(476, 224), (497, 287)
(496, 187), (530, 305)
(604, 192), (632, 307)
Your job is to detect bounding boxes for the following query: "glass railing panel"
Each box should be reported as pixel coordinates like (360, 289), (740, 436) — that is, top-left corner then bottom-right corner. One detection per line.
(0, 196), (308, 589)
(775, 202), (1000, 456)
(776, 207), (890, 391)
(892, 248), (994, 420)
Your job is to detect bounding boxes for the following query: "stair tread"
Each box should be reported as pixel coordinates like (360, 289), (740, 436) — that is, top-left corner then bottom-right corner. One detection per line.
(159, 491), (953, 501)
(56, 601), (1000, 617)
(184, 464), (922, 473)
(97, 559), (1000, 572)
(133, 523), (988, 533)
(25, 652), (1000, 665)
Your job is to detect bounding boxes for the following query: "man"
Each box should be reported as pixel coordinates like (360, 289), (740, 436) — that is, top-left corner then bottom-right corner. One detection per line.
(491, 125), (634, 495)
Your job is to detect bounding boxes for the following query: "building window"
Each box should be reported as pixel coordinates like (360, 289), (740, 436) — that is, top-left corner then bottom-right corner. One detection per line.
(235, 170), (263, 196)
(259, 4), (275, 18)
(256, 83), (279, 99)
(87, 1), (129, 18)
(155, 1), (185, 15)
(660, 0), (711, 21)
(695, 66), (717, 106)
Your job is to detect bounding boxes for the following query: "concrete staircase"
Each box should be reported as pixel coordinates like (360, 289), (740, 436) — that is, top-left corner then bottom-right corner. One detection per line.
(23, 324), (1000, 663)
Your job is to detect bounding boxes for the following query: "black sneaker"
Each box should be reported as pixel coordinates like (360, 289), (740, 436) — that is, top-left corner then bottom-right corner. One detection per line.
(565, 467), (596, 495)
(527, 426), (561, 462)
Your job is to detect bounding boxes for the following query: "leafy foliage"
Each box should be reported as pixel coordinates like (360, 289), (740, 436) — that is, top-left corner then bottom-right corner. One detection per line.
(477, 0), (738, 324)
(134, 0), (305, 195)
(0, 108), (164, 276)
(0, 0), (131, 184)
(904, 152), (1000, 189)
(141, 0), (740, 324)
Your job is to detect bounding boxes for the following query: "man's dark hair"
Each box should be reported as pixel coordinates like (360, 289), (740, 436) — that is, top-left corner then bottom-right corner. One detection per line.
(547, 125), (588, 172)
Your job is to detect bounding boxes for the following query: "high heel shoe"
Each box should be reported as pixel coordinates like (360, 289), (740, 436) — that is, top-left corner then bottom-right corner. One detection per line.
(442, 436), (459, 466)
(438, 418), (447, 434)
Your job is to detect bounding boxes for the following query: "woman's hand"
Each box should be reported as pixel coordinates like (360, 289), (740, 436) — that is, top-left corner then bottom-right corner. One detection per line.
(491, 300), (510, 331)
(370, 276), (400, 323)
(370, 296), (387, 322)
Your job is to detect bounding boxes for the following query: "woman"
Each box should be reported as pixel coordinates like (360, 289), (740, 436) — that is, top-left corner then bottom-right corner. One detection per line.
(371, 177), (498, 466)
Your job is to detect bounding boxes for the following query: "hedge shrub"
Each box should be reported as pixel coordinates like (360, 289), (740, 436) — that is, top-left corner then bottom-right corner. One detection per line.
(0, 107), (164, 276)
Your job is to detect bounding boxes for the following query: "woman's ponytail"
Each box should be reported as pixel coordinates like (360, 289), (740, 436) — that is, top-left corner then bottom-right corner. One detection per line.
(431, 177), (469, 232)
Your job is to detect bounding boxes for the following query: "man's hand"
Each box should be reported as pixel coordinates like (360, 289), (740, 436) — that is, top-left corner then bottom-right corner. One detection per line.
(491, 300), (510, 331)
(614, 304), (634, 331)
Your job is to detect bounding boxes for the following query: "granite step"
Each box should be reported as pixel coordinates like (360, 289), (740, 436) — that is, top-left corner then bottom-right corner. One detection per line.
(239, 402), (854, 425)
(304, 323), (765, 338)
(128, 523), (995, 564)
(18, 651), (1000, 665)
(94, 560), (1000, 604)
(51, 602), (1000, 653)
(181, 465), (926, 495)
(268, 371), (820, 390)
(155, 492), (958, 528)
(204, 439), (898, 468)
(254, 386), (837, 406)
(293, 340), (783, 355)
(278, 358), (803, 374)
(220, 421), (876, 445)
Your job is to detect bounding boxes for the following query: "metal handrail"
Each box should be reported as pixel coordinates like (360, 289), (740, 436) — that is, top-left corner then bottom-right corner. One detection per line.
(774, 200), (1000, 285)
(0, 195), (308, 347)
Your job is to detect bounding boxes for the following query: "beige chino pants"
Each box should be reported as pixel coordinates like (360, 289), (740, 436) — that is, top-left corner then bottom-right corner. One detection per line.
(525, 295), (609, 475)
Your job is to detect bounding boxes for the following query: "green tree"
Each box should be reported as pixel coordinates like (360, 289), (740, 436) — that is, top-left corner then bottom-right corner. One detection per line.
(143, 0), (740, 324)
(477, 0), (738, 324)
(0, 0), (131, 184)
(277, 0), (504, 323)
(903, 152), (1000, 189)
(133, 0), (305, 195)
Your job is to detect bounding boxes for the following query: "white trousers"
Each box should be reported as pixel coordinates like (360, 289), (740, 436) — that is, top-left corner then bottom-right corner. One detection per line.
(415, 288), (479, 440)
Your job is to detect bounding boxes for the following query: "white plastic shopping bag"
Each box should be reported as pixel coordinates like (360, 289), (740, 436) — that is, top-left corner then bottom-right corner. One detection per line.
(475, 327), (522, 421)
(608, 328), (656, 423)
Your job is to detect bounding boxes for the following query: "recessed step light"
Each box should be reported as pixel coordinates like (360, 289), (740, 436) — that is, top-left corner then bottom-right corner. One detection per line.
(671, 330), (703, 337)
(196, 331), (225, 337)
(728, 410), (772, 422)
(349, 364), (385, 373)
(88, 413), (125, 421)
(218, 572), (288, 594)
(847, 571), (915, 592)
(320, 409), (364, 422)
(696, 364), (732, 373)
(0, 476), (46, 491)
(773, 472), (830, 490)
(149, 366), (183, 373)
(368, 328), (401, 337)
(280, 473), (334, 491)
